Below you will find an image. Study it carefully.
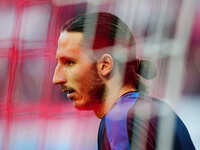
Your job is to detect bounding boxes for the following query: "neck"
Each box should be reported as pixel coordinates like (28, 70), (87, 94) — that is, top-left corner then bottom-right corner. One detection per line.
(94, 84), (137, 118)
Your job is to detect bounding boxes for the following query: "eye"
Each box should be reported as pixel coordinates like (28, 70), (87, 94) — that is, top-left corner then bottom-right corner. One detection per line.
(66, 60), (75, 66)
(63, 59), (75, 66)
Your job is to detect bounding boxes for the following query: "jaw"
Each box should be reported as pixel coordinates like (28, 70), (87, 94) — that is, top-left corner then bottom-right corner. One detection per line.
(73, 95), (101, 111)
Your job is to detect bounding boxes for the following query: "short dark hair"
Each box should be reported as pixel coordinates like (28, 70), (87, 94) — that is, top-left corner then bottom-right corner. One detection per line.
(61, 12), (135, 50)
(61, 12), (156, 92)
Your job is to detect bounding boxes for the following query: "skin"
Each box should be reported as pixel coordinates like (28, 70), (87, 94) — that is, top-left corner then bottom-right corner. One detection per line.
(53, 31), (136, 118)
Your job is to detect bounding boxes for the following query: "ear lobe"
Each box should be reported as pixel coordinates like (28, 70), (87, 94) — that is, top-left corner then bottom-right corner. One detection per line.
(97, 54), (113, 77)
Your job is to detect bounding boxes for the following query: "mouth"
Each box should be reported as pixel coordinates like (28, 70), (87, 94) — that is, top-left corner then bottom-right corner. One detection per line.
(62, 87), (76, 101)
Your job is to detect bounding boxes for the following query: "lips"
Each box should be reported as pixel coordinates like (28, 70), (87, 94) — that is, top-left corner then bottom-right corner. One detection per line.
(62, 86), (76, 101)
(66, 91), (76, 100)
(66, 89), (75, 94)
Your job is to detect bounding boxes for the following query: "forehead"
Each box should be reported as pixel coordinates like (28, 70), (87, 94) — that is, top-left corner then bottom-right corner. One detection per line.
(57, 31), (84, 57)
(58, 31), (83, 49)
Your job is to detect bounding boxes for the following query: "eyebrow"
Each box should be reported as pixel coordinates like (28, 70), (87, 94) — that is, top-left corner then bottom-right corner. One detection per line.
(56, 54), (76, 62)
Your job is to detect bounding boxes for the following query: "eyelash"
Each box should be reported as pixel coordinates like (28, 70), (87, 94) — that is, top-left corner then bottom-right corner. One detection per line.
(63, 60), (75, 66)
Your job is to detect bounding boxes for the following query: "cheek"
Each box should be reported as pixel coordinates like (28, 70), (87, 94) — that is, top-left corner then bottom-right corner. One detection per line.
(67, 65), (84, 79)
(71, 65), (92, 88)
(74, 66), (89, 81)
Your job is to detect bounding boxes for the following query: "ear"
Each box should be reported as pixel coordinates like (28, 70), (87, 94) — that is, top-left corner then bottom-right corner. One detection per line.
(97, 54), (113, 78)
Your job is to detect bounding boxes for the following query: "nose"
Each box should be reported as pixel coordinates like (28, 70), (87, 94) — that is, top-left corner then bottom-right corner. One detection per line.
(53, 64), (66, 85)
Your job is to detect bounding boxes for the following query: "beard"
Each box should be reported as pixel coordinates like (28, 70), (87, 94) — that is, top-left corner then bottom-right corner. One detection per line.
(76, 63), (106, 110)
(90, 63), (106, 98)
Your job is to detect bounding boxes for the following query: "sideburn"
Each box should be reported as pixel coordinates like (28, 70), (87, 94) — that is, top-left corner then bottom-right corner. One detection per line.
(88, 63), (106, 104)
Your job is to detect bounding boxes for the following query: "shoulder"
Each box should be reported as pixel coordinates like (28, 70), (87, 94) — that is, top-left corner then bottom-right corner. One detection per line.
(126, 95), (162, 149)
(126, 94), (196, 150)
(127, 94), (173, 121)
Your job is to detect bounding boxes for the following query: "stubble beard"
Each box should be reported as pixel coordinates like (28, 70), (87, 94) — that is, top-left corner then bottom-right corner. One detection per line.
(80, 63), (106, 110)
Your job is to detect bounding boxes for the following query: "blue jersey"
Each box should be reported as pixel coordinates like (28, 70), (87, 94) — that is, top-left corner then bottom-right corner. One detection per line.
(98, 92), (196, 150)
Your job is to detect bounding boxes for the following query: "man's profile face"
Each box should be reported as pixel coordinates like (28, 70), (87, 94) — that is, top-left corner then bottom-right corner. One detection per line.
(53, 31), (104, 110)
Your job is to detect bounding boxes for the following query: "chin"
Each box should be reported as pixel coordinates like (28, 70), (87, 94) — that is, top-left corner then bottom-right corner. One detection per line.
(74, 105), (92, 111)
(73, 100), (91, 111)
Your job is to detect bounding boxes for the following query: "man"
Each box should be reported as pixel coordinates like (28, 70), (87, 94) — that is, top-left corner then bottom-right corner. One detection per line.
(53, 12), (195, 150)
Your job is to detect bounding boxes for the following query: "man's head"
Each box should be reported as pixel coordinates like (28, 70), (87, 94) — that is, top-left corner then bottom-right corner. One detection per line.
(53, 12), (156, 111)
(53, 31), (106, 110)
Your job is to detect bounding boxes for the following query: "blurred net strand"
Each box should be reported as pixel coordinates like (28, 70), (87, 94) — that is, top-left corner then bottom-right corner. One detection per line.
(2, 2), (24, 150)
(1, 2), (51, 150)
(52, 0), (115, 6)
(83, 1), (175, 150)
(142, 0), (174, 58)
(135, 0), (175, 149)
(165, 0), (197, 104)
(114, 0), (168, 148)
(0, 0), (198, 149)
(146, 0), (169, 98)
(86, 0), (199, 149)
(146, 1), (177, 148)
(156, 0), (197, 150)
